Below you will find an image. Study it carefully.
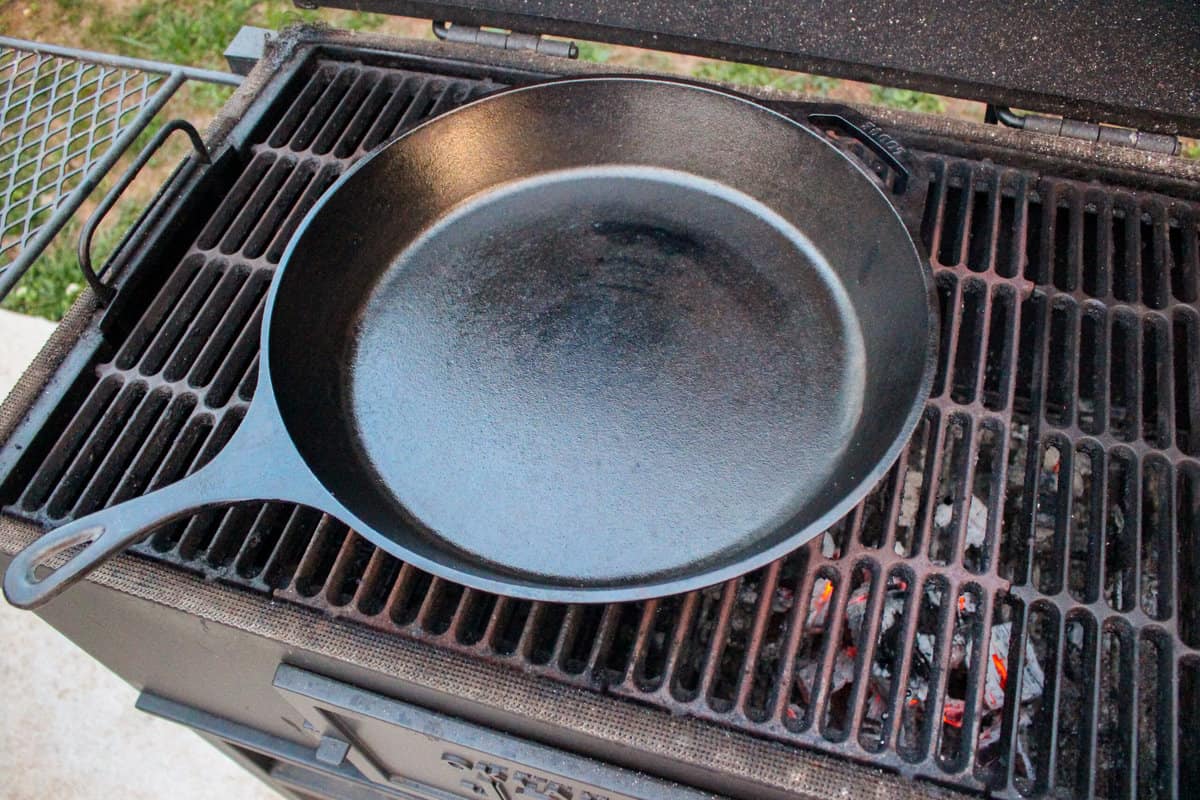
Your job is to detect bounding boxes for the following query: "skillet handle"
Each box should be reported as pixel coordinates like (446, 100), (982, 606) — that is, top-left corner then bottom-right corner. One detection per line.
(4, 466), (241, 609)
(804, 108), (913, 193)
(803, 106), (928, 241)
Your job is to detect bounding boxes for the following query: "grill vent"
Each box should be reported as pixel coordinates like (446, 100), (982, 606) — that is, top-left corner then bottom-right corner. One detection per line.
(2, 54), (1198, 799)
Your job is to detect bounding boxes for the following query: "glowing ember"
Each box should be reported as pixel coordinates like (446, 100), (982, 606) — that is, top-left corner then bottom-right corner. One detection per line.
(942, 698), (964, 728)
(806, 578), (836, 630)
(992, 653), (1008, 689)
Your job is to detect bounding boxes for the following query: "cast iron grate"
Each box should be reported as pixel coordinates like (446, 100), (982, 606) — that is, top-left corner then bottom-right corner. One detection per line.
(3, 51), (1199, 799)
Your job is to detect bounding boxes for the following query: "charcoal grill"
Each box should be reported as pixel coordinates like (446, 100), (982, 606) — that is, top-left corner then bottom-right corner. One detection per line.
(1, 7), (1199, 800)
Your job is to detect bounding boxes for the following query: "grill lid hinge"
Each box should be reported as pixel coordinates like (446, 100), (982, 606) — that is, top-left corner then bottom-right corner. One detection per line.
(432, 20), (579, 59)
(985, 104), (1180, 155)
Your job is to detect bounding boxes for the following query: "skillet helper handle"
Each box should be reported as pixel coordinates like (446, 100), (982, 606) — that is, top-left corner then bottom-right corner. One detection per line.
(805, 106), (926, 238)
(4, 465), (232, 610)
(79, 119), (210, 305)
(802, 107), (914, 193)
(769, 101), (926, 240)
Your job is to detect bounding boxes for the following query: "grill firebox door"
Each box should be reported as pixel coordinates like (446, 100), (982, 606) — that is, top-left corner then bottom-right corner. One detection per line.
(273, 664), (723, 800)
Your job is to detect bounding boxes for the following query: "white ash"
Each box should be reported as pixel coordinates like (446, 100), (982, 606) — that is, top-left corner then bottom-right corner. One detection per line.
(934, 498), (953, 528)
(1068, 620), (1084, 649)
(845, 583), (871, 639)
(899, 468), (924, 529)
(794, 647), (856, 701)
(917, 632), (937, 667)
(771, 585), (794, 614)
(929, 495), (988, 554)
(980, 622), (1045, 711)
(880, 591), (905, 637)
(1072, 451), (1092, 498)
(1015, 707), (1036, 779)
(965, 495), (989, 549)
(807, 578), (834, 631)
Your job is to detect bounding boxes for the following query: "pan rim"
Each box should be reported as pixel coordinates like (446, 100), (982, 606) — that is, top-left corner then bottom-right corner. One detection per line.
(261, 75), (939, 602)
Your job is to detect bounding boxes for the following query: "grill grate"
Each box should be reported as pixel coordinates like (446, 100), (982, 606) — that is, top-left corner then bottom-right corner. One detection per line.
(3, 50), (1199, 799)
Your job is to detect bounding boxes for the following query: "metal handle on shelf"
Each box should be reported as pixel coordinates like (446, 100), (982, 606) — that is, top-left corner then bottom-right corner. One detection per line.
(78, 119), (210, 304)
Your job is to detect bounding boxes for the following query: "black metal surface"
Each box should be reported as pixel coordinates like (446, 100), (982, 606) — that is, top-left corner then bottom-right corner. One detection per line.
(138, 692), (404, 800)
(988, 106), (1181, 156)
(1, 42), (1198, 798)
(270, 663), (722, 799)
(3, 76), (934, 608)
(312, 0), (1200, 137)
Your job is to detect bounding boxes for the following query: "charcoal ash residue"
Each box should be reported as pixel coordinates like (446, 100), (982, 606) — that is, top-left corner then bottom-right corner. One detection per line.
(780, 565), (1048, 780)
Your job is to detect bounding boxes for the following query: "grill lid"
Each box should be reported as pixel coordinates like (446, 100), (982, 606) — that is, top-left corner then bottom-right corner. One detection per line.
(311, 0), (1200, 137)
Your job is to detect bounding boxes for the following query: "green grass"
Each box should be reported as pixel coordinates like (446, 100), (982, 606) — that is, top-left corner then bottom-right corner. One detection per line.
(691, 61), (838, 96)
(576, 45), (842, 96)
(51, 0), (385, 67)
(1183, 140), (1200, 160)
(575, 41), (612, 63)
(97, 0), (260, 66)
(4, 204), (144, 320)
(576, 41), (692, 72)
(869, 86), (946, 114)
(184, 80), (237, 111)
(3, 225), (88, 320)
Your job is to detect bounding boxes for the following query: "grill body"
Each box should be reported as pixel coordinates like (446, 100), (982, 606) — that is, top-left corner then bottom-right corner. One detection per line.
(1, 30), (1198, 800)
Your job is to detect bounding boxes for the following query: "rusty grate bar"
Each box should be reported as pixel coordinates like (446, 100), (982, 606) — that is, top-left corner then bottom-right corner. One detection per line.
(1, 49), (1198, 799)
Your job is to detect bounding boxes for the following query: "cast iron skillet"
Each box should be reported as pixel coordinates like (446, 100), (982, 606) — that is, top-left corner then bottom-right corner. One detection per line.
(4, 77), (936, 609)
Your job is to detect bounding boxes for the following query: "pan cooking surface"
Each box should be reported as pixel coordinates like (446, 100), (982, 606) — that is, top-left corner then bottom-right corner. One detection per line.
(350, 167), (865, 583)
(3, 76), (931, 608)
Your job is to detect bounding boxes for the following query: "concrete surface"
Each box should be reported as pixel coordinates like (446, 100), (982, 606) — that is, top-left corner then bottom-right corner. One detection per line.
(0, 309), (278, 800)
